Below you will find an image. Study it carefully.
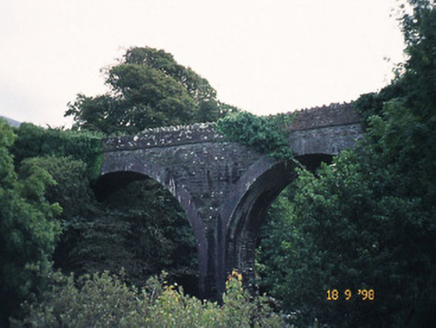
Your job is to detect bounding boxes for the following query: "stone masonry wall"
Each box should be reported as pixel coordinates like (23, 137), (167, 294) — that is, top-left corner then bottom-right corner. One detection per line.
(286, 102), (360, 131)
(103, 123), (222, 152)
(103, 103), (360, 153)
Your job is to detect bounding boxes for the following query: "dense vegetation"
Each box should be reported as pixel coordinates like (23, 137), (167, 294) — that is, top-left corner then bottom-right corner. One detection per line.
(0, 120), (62, 326)
(10, 270), (286, 327)
(1, 1), (436, 326)
(256, 1), (436, 326)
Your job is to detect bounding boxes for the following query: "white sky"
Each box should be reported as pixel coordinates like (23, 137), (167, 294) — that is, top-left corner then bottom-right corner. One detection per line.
(0, 0), (405, 127)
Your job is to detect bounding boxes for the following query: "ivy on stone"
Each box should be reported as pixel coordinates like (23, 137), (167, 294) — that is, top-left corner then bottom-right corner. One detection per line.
(216, 111), (296, 162)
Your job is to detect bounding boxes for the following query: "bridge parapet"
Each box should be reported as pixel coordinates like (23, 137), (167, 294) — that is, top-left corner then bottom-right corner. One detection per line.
(285, 102), (360, 131)
(103, 122), (223, 152)
(103, 103), (360, 153)
(286, 103), (362, 156)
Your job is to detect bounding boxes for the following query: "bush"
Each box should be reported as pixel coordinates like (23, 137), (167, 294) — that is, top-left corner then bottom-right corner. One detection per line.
(11, 123), (103, 181)
(12, 270), (287, 327)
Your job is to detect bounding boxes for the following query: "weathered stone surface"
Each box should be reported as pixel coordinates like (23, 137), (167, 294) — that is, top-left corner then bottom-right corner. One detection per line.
(97, 103), (363, 301)
(289, 123), (362, 156)
(103, 122), (222, 152)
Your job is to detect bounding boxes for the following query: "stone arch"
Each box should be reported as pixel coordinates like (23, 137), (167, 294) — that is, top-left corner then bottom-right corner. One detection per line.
(222, 152), (334, 290)
(221, 156), (295, 288)
(95, 163), (208, 296)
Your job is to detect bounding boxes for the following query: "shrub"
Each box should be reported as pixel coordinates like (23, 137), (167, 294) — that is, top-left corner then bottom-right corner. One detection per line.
(12, 270), (287, 327)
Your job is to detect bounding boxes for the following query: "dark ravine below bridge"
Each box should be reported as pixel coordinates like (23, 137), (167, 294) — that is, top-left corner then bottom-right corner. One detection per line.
(96, 103), (363, 301)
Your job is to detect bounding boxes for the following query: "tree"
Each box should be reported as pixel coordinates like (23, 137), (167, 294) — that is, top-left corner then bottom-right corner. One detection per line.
(0, 120), (61, 326)
(255, 1), (436, 326)
(258, 147), (436, 326)
(65, 47), (237, 134)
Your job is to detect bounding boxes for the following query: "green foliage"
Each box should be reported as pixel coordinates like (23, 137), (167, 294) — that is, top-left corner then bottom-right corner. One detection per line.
(400, 0), (436, 111)
(0, 119), (62, 326)
(21, 156), (95, 220)
(255, 186), (295, 295)
(353, 83), (405, 128)
(8, 120), (198, 298)
(11, 123), (103, 181)
(59, 179), (198, 293)
(99, 179), (198, 289)
(259, 147), (436, 326)
(216, 111), (295, 161)
(255, 2), (436, 326)
(12, 270), (287, 327)
(66, 46), (238, 135)
(21, 155), (198, 295)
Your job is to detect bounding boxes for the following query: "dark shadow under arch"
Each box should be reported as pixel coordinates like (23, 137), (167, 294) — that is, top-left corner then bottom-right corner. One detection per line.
(94, 169), (207, 296)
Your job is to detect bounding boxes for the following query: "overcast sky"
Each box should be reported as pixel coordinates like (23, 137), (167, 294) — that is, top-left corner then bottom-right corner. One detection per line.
(0, 0), (406, 127)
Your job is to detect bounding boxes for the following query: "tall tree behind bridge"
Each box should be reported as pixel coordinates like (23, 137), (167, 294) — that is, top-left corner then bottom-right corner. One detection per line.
(66, 47), (237, 134)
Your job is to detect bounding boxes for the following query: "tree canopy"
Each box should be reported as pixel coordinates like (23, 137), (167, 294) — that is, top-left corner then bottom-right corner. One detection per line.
(65, 47), (237, 134)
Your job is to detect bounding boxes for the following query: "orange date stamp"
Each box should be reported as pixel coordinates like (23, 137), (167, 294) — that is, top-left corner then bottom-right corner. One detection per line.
(326, 289), (375, 301)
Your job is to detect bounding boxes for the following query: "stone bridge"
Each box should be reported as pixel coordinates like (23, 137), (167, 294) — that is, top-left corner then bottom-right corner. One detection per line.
(97, 103), (362, 301)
